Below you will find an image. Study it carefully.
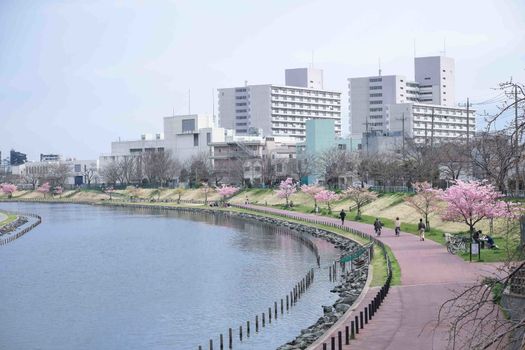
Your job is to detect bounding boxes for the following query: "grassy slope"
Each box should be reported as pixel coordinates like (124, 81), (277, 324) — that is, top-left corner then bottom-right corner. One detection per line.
(0, 212), (18, 227)
(229, 189), (523, 263)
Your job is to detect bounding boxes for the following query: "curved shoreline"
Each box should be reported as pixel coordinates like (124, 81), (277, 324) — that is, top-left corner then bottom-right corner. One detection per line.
(0, 200), (384, 349)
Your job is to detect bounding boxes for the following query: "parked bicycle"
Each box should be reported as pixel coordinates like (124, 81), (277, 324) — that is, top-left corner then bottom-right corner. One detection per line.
(445, 233), (469, 255)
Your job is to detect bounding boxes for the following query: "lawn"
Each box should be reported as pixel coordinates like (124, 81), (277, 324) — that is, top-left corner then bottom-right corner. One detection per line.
(0, 212), (18, 227)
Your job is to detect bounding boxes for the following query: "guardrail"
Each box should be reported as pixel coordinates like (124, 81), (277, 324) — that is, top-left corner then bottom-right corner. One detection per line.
(0, 212), (42, 246)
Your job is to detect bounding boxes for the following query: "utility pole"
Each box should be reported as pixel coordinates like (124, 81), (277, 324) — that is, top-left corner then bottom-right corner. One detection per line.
(430, 107), (435, 148)
(395, 112), (407, 159)
(514, 84), (520, 195)
(363, 118), (371, 156)
(466, 98), (470, 145)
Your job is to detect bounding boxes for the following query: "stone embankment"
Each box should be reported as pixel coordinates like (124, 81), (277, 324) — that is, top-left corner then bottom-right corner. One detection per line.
(0, 216), (28, 235)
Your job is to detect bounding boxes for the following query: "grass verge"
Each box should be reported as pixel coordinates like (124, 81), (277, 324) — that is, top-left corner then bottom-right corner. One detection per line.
(0, 212), (18, 227)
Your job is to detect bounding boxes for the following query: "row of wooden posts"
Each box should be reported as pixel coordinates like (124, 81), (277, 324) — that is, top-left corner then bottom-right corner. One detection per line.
(232, 204), (393, 350)
(0, 212), (42, 246)
(197, 268), (315, 350)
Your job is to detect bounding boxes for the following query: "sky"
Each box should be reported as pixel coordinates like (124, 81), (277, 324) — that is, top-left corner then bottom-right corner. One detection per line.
(1, 0), (524, 161)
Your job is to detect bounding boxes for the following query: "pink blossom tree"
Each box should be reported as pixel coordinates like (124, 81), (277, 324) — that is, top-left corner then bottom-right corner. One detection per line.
(300, 184), (324, 211)
(53, 186), (63, 198)
(37, 182), (51, 198)
(315, 190), (339, 213)
(0, 183), (17, 199)
(343, 186), (378, 220)
(276, 177), (297, 208)
(217, 184), (239, 203)
(437, 180), (516, 236)
(404, 181), (440, 231)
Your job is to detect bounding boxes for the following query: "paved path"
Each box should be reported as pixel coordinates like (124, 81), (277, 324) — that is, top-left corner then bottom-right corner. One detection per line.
(241, 204), (501, 349)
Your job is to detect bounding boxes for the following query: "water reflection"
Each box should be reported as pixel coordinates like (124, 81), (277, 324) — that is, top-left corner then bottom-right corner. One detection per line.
(0, 203), (340, 350)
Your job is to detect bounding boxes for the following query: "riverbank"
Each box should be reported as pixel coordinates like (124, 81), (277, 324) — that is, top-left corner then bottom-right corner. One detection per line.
(0, 199), (390, 350)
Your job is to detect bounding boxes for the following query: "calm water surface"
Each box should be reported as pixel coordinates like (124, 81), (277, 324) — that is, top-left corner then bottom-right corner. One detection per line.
(0, 203), (340, 350)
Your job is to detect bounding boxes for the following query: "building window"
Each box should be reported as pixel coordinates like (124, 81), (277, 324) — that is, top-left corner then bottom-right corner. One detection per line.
(193, 134), (199, 147)
(235, 88), (247, 92)
(182, 119), (195, 133)
(74, 164), (81, 172)
(369, 78), (382, 82)
(206, 132), (211, 145)
(369, 86), (382, 90)
(236, 102), (247, 106)
(370, 100), (382, 105)
(370, 93), (382, 97)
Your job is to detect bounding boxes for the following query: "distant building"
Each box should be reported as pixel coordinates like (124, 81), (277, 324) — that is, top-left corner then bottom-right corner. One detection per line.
(210, 134), (297, 186)
(348, 56), (473, 143)
(299, 118), (360, 186)
(218, 68), (342, 141)
(14, 159), (100, 188)
(9, 149), (27, 166)
(40, 154), (61, 162)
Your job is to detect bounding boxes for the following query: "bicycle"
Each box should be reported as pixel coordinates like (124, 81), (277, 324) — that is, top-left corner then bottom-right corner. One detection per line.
(445, 233), (468, 255)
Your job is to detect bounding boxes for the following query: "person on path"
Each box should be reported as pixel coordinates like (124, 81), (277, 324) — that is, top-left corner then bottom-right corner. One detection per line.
(394, 217), (401, 236)
(339, 209), (346, 225)
(374, 218), (383, 236)
(418, 218), (426, 241)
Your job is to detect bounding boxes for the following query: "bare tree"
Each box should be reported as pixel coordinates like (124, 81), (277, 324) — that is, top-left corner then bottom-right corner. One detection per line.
(82, 162), (98, 187)
(471, 131), (516, 192)
(260, 157), (276, 187)
(119, 156), (136, 185)
(101, 160), (121, 185)
(142, 151), (180, 187)
(318, 147), (355, 188)
(184, 152), (213, 187)
(48, 163), (71, 187)
(436, 141), (471, 181)
(292, 152), (317, 185)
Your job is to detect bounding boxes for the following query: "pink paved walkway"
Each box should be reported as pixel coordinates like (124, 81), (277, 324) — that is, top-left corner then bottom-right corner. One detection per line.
(241, 204), (501, 349)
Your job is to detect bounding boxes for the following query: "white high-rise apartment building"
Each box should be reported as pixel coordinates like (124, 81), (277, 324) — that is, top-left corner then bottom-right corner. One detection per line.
(218, 68), (341, 141)
(348, 56), (470, 143)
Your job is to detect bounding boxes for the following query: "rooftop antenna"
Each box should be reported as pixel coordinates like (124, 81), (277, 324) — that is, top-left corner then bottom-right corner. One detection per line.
(188, 89), (191, 115)
(172, 107), (175, 117)
(378, 57), (382, 76)
(413, 38), (417, 58)
(443, 37), (447, 56)
(311, 50), (314, 68)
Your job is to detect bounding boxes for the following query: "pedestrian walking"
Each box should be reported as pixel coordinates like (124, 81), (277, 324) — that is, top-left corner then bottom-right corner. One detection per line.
(374, 218), (383, 236)
(395, 217), (401, 236)
(418, 218), (426, 241)
(339, 209), (346, 225)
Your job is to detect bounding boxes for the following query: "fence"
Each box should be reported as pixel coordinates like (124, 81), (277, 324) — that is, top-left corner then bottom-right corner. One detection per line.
(229, 204), (393, 350)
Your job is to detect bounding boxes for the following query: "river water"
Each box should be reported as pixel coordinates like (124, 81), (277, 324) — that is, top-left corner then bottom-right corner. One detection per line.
(0, 203), (340, 350)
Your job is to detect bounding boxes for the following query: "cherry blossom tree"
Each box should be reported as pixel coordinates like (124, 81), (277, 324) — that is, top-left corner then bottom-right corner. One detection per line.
(300, 184), (324, 211)
(217, 184), (239, 203)
(53, 186), (63, 198)
(37, 182), (51, 198)
(275, 177), (297, 208)
(343, 186), (378, 220)
(315, 190), (339, 213)
(404, 181), (440, 231)
(0, 183), (17, 199)
(437, 180), (516, 236)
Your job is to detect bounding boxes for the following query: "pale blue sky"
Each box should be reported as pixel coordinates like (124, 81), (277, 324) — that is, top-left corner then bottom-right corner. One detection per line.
(1, 0), (524, 160)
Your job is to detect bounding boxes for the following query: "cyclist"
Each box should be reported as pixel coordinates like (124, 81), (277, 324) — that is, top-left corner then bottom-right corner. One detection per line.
(374, 218), (383, 236)
(394, 217), (401, 236)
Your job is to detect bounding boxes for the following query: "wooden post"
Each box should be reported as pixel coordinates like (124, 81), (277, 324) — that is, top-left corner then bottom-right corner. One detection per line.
(281, 299), (284, 314)
(229, 328), (232, 349)
(247, 321), (250, 337)
(239, 325), (242, 341)
(268, 307), (272, 323)
(274, 301), (277, 319)
(220, 334), (223, 350)
(286, 295), (289, 310)
(255, 315), (259, 332)
(209, 339), (213, 350)
(262, 313), (265, 327)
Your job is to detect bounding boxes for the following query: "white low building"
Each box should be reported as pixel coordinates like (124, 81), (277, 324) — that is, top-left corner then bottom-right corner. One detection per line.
(100, 114), (227, 168)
